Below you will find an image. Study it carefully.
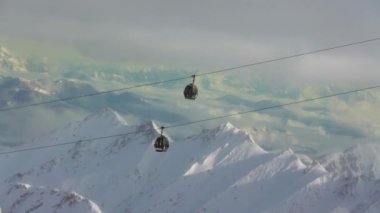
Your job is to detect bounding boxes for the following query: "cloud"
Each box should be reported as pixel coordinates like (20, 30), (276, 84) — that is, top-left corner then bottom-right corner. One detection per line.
(290, 52), (380, 83)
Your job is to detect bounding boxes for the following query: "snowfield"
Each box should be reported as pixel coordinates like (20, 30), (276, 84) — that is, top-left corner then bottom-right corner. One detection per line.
(1, 108), (380, 213)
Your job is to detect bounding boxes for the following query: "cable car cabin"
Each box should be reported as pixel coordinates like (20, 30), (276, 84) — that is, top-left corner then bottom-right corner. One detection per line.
(183, 83), (198, 100)
(154, 135), (169, 152)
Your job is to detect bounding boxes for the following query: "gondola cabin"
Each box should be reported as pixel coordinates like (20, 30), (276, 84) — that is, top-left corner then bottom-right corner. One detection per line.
(183, 83), (198, 100)
(183, 75), (198, 100)
(154, 135), (169, 152)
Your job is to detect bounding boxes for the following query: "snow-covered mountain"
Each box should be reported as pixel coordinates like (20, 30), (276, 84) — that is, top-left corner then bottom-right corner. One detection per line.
(0, 76), (101, 108)
(267, 145), (380, 213)
(0, 76), (51, 107)
(0, 183), (101, 213)
(1, 108), (380, 213)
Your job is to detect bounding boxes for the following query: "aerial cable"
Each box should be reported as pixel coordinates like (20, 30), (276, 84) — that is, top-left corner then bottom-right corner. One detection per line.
(0, 37), (379, 112)
(0, 130), (148, 155)
(0, 76), (190, 112)
(1, 83), (379, 156)
(166, 84), (380, 129)
(196, 37), (380, 77)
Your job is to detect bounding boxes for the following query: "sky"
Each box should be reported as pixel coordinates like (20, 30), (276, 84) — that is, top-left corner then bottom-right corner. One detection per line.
(0, 0), (380, 155)
(1, 0), (380, 78)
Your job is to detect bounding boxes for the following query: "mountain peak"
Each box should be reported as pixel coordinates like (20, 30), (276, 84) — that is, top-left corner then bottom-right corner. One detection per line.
(135, 120), (161, 136)
(83, 107), (128, 126)
(321, 143), (380, 180)
(217, 122), (257, 143)
(42, 108), (128, 142)
(191, 122), (259, 146)
(218, 121), (236, 132)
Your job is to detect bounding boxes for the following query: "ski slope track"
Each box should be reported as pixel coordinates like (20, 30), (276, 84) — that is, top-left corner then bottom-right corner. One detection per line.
(1, 108), (380, 213)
